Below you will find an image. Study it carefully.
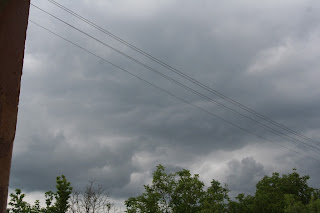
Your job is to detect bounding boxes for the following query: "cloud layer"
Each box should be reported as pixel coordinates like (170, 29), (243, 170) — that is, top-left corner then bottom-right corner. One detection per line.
(9, 0), (320, 203)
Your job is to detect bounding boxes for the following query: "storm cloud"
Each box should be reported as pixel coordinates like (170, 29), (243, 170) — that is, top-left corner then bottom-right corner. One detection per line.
(9, 0), (320, 203)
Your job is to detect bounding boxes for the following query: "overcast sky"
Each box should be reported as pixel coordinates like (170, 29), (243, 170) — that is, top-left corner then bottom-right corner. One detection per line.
(9, 0), (320, 205)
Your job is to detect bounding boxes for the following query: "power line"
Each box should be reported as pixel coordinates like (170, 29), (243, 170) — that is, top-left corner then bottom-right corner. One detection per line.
(45, 0), (320, 147)
(28, 20), (320, 162)
(30, 3), (320, 155)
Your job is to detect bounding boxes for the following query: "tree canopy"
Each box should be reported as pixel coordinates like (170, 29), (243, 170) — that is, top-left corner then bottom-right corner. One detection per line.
(125, 165), (320, 213)
(7, 165), (320, 213)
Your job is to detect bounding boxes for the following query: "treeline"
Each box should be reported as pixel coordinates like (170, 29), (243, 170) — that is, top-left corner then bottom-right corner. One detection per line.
(6, 176), (117, 213)
(6, 165), (320, 213)
(126, 165), (320, 213)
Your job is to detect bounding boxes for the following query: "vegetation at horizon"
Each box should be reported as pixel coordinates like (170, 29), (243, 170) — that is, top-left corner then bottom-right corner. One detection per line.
(6, 165), (320, 213)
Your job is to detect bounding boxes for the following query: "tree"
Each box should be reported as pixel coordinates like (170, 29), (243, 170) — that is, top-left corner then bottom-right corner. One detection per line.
(170, 169), (205, 213)
(125, 164), (177, 213)
(6, 189), (31, 213)
(54, 175), (73, 213)
(199, 180), (230, 213)
(252, 169), (314, 213)
(7, 190), (46, 213)
(7, 166), (320, 213)
(31, 200), (42, 213)
(228, 193), (255, 213)
(307, 197), (320, 213)
(7, 175), (72, 213)
(6, 175), (119, 213)
(44, 175), (73, 213)
(284, 193), (320, 213)
(125, 164), (226, 213)
(284, 194), (308, 213)
(69, 180), (115, 213)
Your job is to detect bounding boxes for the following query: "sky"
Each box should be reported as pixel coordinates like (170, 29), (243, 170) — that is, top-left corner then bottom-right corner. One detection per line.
(9, 0), (320, 206)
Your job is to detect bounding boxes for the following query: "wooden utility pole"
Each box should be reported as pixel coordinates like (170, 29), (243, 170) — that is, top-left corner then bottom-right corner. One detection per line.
(0, 0), (30, 211)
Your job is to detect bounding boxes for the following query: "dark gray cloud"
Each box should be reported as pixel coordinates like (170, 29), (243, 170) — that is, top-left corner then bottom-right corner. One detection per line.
(9, 0), (320, 203)
(225, 157), (267, 197)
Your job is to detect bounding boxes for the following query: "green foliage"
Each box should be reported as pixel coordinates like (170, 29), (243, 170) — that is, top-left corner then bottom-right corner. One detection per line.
(284, 194), (308, 213)
(283, 194), (320, 213)
(200, 180), (230, 213)
(171, 169), (205, 213)
(125, 164), (234, 213)
(7, 190), (47, 213)
(125, 164), (206, 213)
(253, 169), (314, 213)
(228, 193), (254, 213)
(54, 175), (73, 213)
(31, 200), (42, 213)
(307, 197), (320, 213)
(126, 166), (320, 213)
(44, 191), (55, 212)
(7, 175), (72, 213)
(42, 175), (72, 213)
(7, 189), (31, 213)
(6, 166), (320, 213)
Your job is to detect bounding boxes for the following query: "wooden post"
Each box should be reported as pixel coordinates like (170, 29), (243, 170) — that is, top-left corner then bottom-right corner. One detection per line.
(0, 0), (30, 211)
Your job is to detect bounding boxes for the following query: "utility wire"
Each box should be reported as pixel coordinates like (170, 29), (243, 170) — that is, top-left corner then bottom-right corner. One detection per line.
(30, 3), (320, 154)
(29, 20), (320, 162)
(45, 0), (320, 147)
